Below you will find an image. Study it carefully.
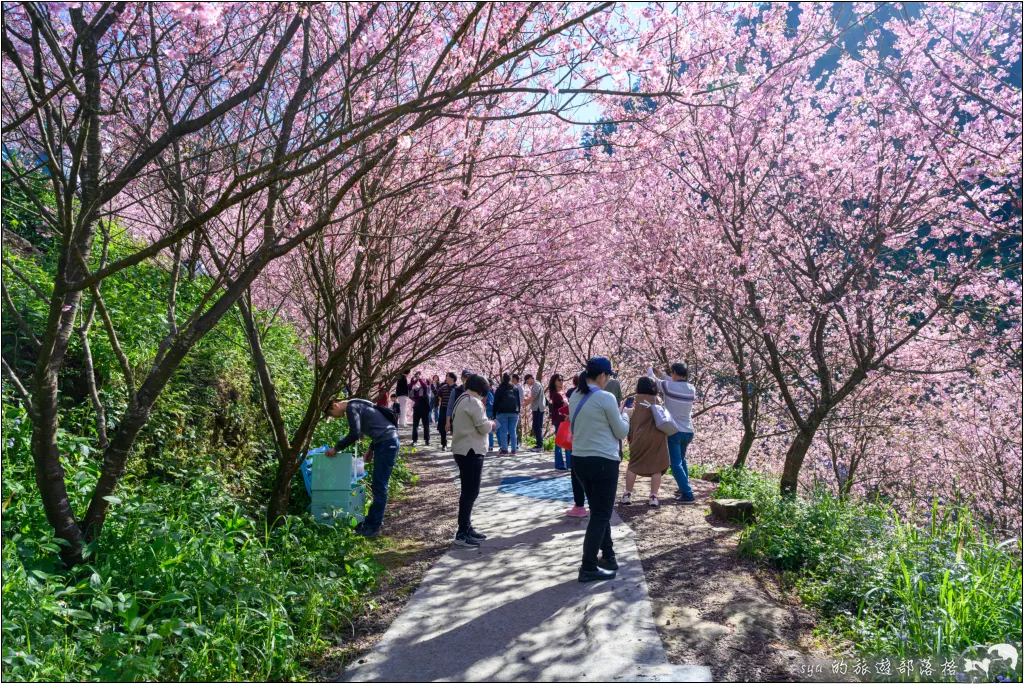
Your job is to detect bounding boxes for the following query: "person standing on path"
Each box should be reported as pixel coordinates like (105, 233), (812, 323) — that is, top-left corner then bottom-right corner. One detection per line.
(436, 372), (456, 451)
(494, 373), (522, 455)
(605, 374), (624, 459)
(485, 378), (496, 452)
(647, 363), (698, 504)
(410, 371), (432, 446)
(548, 374), (568, 469)
(430, 374), (442, 425)
(621, 376), (670, 507)
(526, 373), (546, 452)
(396, 370), (411, 427)
(568, 357), (630, 582)
(449, 374), (498, 548)
(511, 373), (526, 447)
(564, 373), (588, 517)
(445, 369), (472, 433)
(324, 397), (401, 538)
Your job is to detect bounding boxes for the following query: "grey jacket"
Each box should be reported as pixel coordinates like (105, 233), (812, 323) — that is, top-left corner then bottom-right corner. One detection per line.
(334, 399), (399, 451)
(529, 380), (546, 411)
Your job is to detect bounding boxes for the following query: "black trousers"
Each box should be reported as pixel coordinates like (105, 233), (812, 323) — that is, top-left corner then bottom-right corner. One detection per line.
(454, 451), (484, 534)
(437, 405), (449, 448)
(573, 456), (619, 570)
(570, 459), (587, 508)
(532, 409), (545, 448)
(412, 403), (430, 445)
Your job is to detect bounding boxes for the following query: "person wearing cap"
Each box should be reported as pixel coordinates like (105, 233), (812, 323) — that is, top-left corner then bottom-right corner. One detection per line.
(445, 369), (473, 433)
(568, 356), (630, 582)
(647, 362), (698, 504)
(323, 396), (401, 537)
(449, 374), (498, 547)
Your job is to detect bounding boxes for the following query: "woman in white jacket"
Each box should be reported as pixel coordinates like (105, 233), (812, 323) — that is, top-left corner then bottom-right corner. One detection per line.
(450, 374), (497, 548)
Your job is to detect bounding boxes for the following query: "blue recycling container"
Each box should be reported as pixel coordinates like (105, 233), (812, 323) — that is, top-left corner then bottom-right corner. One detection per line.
(299, 446), (365, 524)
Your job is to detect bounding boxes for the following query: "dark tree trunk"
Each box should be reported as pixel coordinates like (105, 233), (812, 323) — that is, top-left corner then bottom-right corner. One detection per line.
(733, 425), (755, 469)
(779, 427), (817, 496)
(267, 456), (301, 524)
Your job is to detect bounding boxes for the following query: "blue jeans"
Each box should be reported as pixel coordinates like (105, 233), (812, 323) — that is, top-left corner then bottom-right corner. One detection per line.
(554, 444), (566, 469)
(496, 413), (519, 451)
(365, 437), (400, 529)
(431, 407), (439, 424)
(487, 411), (495, 448)
(667, 431), (695, 499)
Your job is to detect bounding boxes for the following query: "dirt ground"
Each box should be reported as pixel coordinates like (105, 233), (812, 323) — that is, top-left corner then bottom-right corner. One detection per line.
(615, 471), (837, 682)
(314, 443), (460, 681)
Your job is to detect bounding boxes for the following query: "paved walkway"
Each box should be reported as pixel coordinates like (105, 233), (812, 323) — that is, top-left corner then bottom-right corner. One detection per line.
(342, 432), (712, 682)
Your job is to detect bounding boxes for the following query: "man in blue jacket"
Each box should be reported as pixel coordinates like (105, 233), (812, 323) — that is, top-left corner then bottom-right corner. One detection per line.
(324, 397), (400, 537)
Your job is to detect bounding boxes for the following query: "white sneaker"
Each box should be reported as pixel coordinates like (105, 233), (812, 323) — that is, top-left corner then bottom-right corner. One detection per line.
(649, 495), (660, 508)
(620, 491), (632, 505)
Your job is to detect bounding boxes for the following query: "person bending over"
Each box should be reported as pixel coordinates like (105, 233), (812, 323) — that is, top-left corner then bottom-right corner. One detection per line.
(324, 397), (400, 537)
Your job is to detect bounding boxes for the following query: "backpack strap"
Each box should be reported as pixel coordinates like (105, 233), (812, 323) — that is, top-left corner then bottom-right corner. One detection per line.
(451, 391), (471, 416)
(570, 390), (596, 433)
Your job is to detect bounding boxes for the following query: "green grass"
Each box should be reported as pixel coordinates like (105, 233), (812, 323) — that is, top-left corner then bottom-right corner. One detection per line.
(1, 403), (415, 681)
(717, 466), (1023, 669)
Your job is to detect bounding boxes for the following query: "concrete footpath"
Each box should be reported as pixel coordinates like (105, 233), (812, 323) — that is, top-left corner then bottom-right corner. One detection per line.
(341, 431), (712, 683)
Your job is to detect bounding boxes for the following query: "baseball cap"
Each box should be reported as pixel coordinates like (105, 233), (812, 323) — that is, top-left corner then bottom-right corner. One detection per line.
(586, 356), (616, 377)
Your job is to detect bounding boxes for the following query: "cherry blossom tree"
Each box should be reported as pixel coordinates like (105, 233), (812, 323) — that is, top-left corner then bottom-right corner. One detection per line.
(1, 1), (687, 562)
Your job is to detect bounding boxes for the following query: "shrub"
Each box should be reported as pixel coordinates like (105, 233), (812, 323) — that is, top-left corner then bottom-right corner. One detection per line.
(737, 481), (1023, 662)
(1, 416), (382, 681)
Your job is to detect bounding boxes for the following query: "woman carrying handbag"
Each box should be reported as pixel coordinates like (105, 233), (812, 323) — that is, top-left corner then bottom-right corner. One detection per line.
(620, 377), (670, 507)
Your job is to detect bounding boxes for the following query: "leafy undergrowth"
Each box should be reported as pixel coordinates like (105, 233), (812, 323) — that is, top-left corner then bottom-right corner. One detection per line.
(712, 468), (1023, 672)
(1, 411), (415, 682)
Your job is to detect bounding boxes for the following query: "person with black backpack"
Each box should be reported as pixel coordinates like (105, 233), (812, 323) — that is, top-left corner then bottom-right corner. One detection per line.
(493, 373), (522, 455)
(324, 397), (401, 537)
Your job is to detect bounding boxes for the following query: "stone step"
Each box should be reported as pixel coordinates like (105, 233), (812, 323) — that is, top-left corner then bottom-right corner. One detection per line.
(710, 498), (755, 522)
(699, 470), (720, 482)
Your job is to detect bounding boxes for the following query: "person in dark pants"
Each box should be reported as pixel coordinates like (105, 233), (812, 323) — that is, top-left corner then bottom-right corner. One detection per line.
(449, 374), (496, 547)
(566, 357), (630, 582)
(324, 397), (401, 537)
(525, 373), (546, 452)
(436, 372), (456, 450)
(564, 375), (589, 517)
(445, 369), (472, 433)
(410, 371), (431, 445)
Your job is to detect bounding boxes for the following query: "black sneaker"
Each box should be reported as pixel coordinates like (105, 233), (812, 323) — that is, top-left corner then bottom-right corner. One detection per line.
(453, 532), (480, 548)
(356, 523), (382, 537)
(674, 494), (697, 505)
(578, 566), (616, 583)
(597, 555), (618, 571)
(467, 528), (487, 540)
